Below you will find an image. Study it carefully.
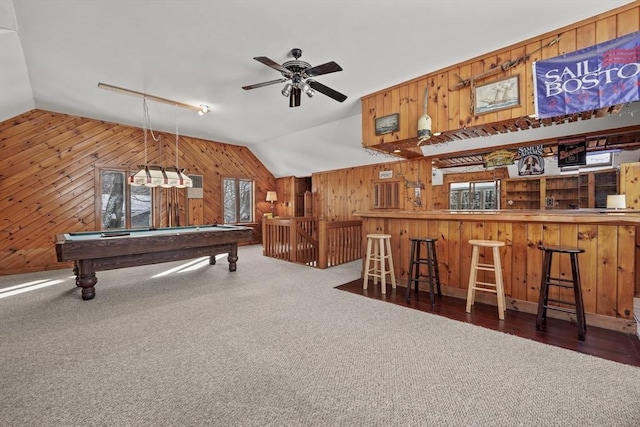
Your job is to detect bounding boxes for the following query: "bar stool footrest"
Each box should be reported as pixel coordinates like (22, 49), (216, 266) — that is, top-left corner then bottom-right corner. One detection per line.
(542, 305), (578, 314)
(545, 281), (575, 288)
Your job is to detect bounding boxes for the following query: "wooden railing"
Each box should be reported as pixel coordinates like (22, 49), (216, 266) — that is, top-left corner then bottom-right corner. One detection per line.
(262, 217), (362, 268)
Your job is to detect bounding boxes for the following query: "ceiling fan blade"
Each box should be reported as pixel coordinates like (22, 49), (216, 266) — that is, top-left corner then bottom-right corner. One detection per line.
(242, 78), (288, 90)
(305, 61), (343, 77)
(253, 56), (291, 75)
(307, 80), (347, 102)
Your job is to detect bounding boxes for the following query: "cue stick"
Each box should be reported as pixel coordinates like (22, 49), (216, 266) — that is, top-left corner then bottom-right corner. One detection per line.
(174, 187), (180, 227)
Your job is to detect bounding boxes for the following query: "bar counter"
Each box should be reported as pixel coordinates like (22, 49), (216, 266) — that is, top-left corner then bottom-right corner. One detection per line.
(354, 209), (640, 333)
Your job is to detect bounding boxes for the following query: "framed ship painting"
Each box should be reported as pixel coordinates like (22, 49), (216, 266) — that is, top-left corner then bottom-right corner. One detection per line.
(474, 75), (520, 115)
(375, 113), (400, 135)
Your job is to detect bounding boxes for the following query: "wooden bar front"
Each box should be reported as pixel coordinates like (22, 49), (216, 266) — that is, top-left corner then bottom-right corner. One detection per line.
(355, 210), (640, 333)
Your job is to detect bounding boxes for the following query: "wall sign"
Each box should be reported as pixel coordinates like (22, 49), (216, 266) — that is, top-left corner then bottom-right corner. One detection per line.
(517, 145), (545, 176)
(558, 137), (587, 167)
(483, 149), (516, 169)
(379, 170), (393, 179)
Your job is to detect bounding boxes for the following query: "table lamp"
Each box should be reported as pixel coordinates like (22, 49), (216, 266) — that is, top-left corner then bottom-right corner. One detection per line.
(606, 194), (626, 210)
(266, 191), (277, 216)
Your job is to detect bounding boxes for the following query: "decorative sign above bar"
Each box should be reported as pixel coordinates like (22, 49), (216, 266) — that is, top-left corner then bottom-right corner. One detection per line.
(517, 145), (544, 176)
(557, 137), (587, 167)
(483, 149), (516, 169)
(379, 170), (393, 179)
(533, 31), (640, 118)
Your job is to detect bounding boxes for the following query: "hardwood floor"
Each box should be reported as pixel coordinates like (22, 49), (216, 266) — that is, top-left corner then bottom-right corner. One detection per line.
(336, 279), (640, 368)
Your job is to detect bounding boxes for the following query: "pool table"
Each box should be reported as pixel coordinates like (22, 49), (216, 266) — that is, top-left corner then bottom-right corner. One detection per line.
(55, 224), (254, 300)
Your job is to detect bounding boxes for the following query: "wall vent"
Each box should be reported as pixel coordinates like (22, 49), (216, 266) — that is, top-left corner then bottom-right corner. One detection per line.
(187, 175), (203, 199)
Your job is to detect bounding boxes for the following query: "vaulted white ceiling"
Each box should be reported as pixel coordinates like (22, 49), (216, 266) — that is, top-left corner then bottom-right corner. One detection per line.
(1, 0), (638, 177)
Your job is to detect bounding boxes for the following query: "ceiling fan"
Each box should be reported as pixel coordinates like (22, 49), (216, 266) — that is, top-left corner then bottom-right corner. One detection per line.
(242, 48), (347, 107)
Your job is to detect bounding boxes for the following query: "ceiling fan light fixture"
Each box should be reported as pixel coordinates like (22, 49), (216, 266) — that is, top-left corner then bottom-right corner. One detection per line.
(281, 83), (292, 97)
(289, 87), (301, 107)
(300, 82), (315, 98)
(242, 49), (347, 106)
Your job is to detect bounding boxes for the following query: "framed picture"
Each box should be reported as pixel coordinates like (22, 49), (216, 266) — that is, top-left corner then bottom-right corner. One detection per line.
(474, 75), (520, 115)
(375, 113), (399, 135)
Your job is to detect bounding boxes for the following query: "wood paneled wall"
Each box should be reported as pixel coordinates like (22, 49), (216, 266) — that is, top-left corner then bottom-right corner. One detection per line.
(275, 176), (313, 218)
(361, 2), (640, 149)
(619, 162), (640, 295)
(0, 110), (276, 275)
(312, 158), (433, 220)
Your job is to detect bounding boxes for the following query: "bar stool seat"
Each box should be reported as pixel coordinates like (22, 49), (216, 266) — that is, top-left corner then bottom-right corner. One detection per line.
(466, 239), (506, 320)
(536, 245), (586, 341)
(363, 234), (396, 294)
(405, 237), (441, 306)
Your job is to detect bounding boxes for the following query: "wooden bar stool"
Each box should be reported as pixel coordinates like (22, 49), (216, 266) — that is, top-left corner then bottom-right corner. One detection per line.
(405, 237), (441, 306)
(363, 234), (396, 294)
(536, 245), (586, 341)
(466, 239), (506, 320)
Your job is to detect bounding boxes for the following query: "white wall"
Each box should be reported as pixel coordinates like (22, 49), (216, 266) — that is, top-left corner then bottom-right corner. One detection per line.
(0, 0), (34, 121)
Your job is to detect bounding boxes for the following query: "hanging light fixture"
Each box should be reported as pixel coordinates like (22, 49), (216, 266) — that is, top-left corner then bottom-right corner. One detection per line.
(98, 82), (203, 189)
(129, 99), (192, 188)
(130, 98), (165, 187)
(160, 107), (192, 189)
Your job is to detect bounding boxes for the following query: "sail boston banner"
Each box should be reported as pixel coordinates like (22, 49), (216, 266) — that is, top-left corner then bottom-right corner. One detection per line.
(533, 31), (639, 118)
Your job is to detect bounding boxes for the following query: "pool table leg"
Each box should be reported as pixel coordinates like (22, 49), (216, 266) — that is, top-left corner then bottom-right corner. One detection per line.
(76, 259), (97, 300)
(227, 244), (238, 272)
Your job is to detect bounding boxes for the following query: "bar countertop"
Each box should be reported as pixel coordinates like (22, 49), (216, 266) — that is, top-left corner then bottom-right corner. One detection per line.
(354, 209), (640, 225)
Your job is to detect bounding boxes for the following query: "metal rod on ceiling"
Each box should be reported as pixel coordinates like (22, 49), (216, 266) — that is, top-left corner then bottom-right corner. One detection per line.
(97, 82), (202, 112)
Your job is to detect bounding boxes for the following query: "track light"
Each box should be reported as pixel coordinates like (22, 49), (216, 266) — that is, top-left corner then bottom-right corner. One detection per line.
(198, 104), (209, 115)
(282, 83), (292, 97)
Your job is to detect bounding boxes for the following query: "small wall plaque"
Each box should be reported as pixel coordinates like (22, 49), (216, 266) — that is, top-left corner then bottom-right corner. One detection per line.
(375, 113), (399, 135)
(379, 170), (393, 179)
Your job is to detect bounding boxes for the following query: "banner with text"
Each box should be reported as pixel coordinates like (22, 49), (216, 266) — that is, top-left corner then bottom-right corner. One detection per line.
(533, 31), (640, 118)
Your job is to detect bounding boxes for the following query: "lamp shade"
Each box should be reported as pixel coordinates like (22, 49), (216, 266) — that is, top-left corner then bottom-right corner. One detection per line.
(160, 167), (193, 189)
(130, 165), (193, 188)
(129, 165), (164, 187)
(266, 191), (277, 202)
(606, 194), (626, 209)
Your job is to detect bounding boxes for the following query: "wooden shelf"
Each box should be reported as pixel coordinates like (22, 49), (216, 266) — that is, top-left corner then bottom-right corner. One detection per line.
(504, 170), (619, 210)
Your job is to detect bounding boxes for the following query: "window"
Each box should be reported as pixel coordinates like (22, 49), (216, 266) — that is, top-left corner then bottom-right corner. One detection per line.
(223, 178), (254, 224)
(98, 169), (153, 229)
